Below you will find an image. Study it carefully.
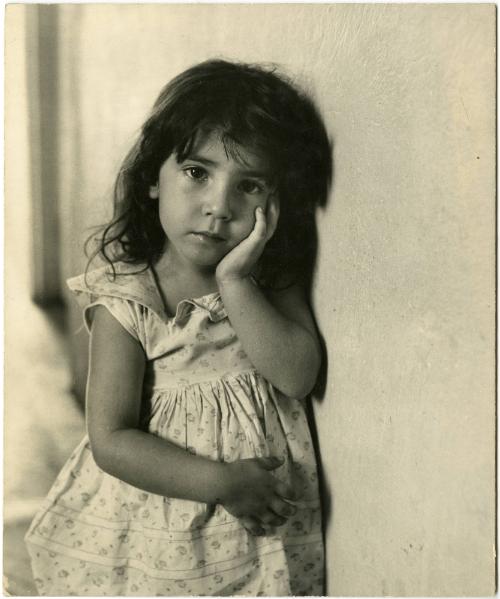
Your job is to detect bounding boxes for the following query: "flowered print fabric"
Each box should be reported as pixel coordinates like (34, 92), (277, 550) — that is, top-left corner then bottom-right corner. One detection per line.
(25, 262), (324, 596)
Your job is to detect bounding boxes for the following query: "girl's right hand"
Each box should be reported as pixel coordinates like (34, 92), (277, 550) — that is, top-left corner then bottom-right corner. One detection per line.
(220, 456), (297, 536)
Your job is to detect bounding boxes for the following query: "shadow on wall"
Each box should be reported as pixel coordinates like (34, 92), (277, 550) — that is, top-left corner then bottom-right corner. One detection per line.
(303, 129), (335, 584)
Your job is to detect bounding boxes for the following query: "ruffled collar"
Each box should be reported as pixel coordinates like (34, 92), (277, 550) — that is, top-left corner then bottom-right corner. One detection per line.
(67, 262), (227, 325)
(172, 292), (226, 324)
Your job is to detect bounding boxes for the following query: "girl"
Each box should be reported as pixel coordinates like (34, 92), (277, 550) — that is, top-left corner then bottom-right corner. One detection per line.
(25, 59), (331, 596)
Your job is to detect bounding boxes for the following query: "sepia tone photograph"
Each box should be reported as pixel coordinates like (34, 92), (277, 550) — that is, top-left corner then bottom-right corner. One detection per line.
(4, 4), (496, 596)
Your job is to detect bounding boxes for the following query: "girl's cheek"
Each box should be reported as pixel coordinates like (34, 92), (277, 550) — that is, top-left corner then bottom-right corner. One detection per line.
(235, 215), (256, 241)
(236, 203), (256, 223)
(258, 195), (269, 209)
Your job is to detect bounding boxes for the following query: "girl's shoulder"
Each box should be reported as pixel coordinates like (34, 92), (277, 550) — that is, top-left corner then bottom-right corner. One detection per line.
(67, 261), (165, 319)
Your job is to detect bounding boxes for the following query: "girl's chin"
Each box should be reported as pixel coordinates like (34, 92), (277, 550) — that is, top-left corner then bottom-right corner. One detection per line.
(182, 248), (227, 270)
(162, 237), (240, 271)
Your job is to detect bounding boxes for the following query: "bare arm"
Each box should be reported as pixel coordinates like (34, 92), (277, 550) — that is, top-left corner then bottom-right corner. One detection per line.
(86, 306), (230, 502)
(86, 306), (297, 532)
(216, 204), (321, 398)
(217, 279), (320, 398)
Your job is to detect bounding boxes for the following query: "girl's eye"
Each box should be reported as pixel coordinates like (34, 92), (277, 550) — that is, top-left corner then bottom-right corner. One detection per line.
(184, 166), (208, 181)
(239, 180), (264, 195)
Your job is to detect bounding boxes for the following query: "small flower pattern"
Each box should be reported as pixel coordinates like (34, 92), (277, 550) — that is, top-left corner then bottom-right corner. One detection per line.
(25, 263), (323, 596)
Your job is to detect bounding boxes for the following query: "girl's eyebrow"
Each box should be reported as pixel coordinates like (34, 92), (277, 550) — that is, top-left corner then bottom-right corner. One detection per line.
(183, 154), (271, 180)
(183, 154), (217, 166)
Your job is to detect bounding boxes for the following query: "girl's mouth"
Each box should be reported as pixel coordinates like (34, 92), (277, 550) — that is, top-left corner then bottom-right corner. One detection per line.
(192, 231), (225, 243)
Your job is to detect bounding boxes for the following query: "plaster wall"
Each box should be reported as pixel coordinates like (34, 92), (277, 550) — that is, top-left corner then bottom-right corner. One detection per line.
(24, 5), (497, 595)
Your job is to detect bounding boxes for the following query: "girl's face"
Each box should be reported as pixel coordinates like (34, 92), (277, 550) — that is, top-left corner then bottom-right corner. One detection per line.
(149, 131), (277, 271)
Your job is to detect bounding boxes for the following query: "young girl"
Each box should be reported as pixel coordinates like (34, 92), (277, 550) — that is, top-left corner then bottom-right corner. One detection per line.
(25, 59), (331, 596)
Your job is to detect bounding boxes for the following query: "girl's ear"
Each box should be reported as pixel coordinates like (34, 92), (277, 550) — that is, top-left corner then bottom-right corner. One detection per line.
(149, 184), (159, 199)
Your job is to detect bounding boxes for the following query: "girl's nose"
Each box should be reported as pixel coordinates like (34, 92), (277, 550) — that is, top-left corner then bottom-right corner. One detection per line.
(202, 184), (232, 220)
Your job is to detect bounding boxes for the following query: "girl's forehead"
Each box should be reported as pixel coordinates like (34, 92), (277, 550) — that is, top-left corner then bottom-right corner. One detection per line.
(184, 130), (272, 173)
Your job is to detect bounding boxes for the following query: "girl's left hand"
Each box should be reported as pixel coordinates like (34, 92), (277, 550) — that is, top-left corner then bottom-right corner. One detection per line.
(215, 198), (279, 283)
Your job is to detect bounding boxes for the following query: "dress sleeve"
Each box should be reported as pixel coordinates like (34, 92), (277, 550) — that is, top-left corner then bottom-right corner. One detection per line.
(67, 280), (145, 345)
(82, 296), (142, 342)
(67, 268), (161, 349)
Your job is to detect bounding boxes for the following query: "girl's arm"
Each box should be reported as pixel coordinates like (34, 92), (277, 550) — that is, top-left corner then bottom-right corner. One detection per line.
(217, 278), (320, 398)
(87, 306), (229, 502)
(86, 306), (296, 531)
(216, 205), (321, 398)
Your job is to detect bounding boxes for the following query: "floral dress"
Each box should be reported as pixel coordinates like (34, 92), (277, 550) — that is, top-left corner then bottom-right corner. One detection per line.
(25, 262), (324, 596)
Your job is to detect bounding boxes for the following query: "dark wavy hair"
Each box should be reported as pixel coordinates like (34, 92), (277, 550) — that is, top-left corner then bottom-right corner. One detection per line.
(88, 59), (332, 289)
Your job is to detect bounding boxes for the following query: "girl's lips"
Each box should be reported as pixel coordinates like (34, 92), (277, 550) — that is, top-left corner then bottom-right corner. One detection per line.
(192, 231), (225, 242)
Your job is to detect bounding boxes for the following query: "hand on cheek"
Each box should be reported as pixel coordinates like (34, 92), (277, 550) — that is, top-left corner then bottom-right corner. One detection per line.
(215, 196), (279, 283)
(263, 194), (280, 242)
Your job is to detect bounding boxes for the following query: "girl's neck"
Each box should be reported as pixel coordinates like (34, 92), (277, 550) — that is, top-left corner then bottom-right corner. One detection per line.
(153, 249), (219, 303)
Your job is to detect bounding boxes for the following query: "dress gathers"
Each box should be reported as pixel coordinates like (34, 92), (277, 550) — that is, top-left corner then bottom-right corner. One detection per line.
(25, 262), (324, 596)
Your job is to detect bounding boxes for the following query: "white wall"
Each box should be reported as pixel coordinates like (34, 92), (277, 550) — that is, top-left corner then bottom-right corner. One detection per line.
(310, 6), (495, 595)
(20, 5), (497, 595)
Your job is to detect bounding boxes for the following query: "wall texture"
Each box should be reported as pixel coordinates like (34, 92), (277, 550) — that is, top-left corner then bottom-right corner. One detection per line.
(19, 4), (496, 595)
(309, 6), (495, 595)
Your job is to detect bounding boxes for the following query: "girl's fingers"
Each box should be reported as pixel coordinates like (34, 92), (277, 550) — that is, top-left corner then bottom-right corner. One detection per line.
(274, 480), (298, 502)
(239, 516), (265, 536)
(265, 196), (280, 242)
(260, 510), (287, 527)
(215, 201), (274, 281)
(270, 497), (297, 519)
(252, 206), (268, 241)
